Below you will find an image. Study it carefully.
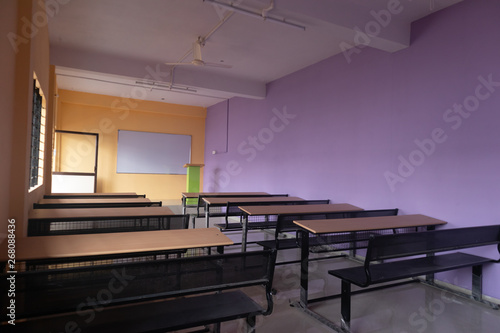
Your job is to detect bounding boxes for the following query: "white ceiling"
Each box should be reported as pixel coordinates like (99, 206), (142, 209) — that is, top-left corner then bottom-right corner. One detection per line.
(49, 0), (463, 108)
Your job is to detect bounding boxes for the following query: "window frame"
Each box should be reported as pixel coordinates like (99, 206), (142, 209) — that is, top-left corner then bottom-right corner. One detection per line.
(29, 76), (46, 192)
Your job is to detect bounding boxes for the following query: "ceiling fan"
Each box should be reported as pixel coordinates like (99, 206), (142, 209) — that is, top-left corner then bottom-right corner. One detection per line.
(165, 38), (232, 69)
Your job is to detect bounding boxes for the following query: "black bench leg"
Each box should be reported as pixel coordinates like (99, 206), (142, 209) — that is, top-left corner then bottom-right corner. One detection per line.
(246, 315), (256, 333)
(425, 253), (435, 283)
(340, 280), (352, 331)
(472, 265), (483, 302)
(299, 231), (310, 307)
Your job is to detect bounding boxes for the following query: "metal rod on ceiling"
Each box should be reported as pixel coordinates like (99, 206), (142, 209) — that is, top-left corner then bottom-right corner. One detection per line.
(261, 0), (274, 18)
(204, 0), (306, 31)
(168, 10), (235, 89)
(202, 10), (234, 44)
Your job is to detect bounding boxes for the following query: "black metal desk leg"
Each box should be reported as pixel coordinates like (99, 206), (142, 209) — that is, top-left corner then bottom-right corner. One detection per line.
(241, 214), (249, 252)
(425, 252), (435, 283)
(246, 315), (256, 333)
(299, 230), (310, 307)
(205, 203), (210, 228)
(340, 280), (352, 331)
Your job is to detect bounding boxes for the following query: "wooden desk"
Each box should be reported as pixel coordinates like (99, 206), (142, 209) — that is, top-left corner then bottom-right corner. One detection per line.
(10, 228), (233, 262)
(293, 214), (448, 307)
(202, 196), (304, 228)
(29, 206), (174, 220)
(181, 191), (269, 198)
(34, 197), (160, 209)
(44, 192), (145, 199)
(238, 204), (363, 251)
(239, 203), (362, 216)
(27, 207), (183, 236)
(181, 192), (269, 214)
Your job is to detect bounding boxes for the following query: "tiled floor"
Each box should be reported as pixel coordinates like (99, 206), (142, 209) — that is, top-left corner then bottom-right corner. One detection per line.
(163, 201), (500, 333)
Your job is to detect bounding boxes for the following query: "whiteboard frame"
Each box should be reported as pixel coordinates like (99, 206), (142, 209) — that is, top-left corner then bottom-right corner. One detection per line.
(116, 130), (191, 175)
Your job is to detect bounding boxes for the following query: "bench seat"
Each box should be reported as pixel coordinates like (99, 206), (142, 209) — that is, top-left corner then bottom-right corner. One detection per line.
(258, 237), (343, 251)
(327, 225), (500, 331)
(1, 250), (277, 333)
(330, 252), (493, 287)
(7, 290), (264, 333)
(215, 221), (279, 231)
(215, 221), (243, 230)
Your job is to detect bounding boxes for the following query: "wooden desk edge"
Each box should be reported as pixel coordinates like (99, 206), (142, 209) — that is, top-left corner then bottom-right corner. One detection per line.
(238, 203), (363, 215)
(293, 214), (448, 234)
(203, 196), (303, 204)
(7, 228), (233, 262)
(28, 206), (176, 220)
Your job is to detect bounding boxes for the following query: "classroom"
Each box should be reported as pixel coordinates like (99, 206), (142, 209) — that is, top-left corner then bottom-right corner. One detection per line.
(2, 0), (500, 332)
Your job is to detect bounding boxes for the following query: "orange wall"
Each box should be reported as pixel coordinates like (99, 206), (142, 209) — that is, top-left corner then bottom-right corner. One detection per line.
(0, 0), (18, 227)
(56, 90), (206, 200)
(1, 0), (54, 240)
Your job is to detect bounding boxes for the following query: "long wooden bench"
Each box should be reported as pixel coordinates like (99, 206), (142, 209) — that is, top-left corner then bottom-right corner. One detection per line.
(328, 225), (500, 331)
(257, 209), (399, 251)
(1, 249), (277, 333)
(216, 199), (331, 231)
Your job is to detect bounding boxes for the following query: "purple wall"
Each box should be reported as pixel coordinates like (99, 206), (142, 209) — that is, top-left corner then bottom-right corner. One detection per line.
(204, 0), (500, 298)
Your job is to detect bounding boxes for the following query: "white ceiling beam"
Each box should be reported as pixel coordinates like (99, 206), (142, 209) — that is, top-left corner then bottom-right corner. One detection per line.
(50, 45), (266, 101)
(272, 0), (412, 52)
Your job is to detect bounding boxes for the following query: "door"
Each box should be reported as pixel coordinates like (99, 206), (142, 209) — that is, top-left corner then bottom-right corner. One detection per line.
(52, 130), (99, 193)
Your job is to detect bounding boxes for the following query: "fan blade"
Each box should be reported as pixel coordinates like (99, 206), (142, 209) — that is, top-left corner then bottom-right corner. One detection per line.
(164, 62), (194, 66)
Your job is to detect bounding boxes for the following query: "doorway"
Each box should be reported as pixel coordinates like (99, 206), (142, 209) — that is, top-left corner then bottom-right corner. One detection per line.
(52, 130), (99, 193)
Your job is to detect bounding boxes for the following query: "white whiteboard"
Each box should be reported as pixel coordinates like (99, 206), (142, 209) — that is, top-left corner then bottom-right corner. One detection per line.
(116, 130), (191, 174)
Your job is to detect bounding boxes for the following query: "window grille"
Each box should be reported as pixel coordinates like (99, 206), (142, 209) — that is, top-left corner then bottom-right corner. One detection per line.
(29, 78), (46, 190)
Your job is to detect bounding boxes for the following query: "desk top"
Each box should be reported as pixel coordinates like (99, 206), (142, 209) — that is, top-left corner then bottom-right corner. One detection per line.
(239, 203), (363, 216)
(9, 228), (233, 261)
(182, 192), (269, 198)
(38, 197), (152, 204)
(28, 206), (175, 220)
(45, 192), (139, 198)
(294, 214), (447, 234)
(203, 196), (304, 205)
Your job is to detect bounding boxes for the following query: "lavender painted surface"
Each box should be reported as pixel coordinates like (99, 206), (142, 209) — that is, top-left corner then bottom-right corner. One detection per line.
(204, 0), (500, 298)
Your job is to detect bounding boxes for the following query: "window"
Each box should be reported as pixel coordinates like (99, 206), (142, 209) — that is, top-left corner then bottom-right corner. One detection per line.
(29, 77), (46, 191)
